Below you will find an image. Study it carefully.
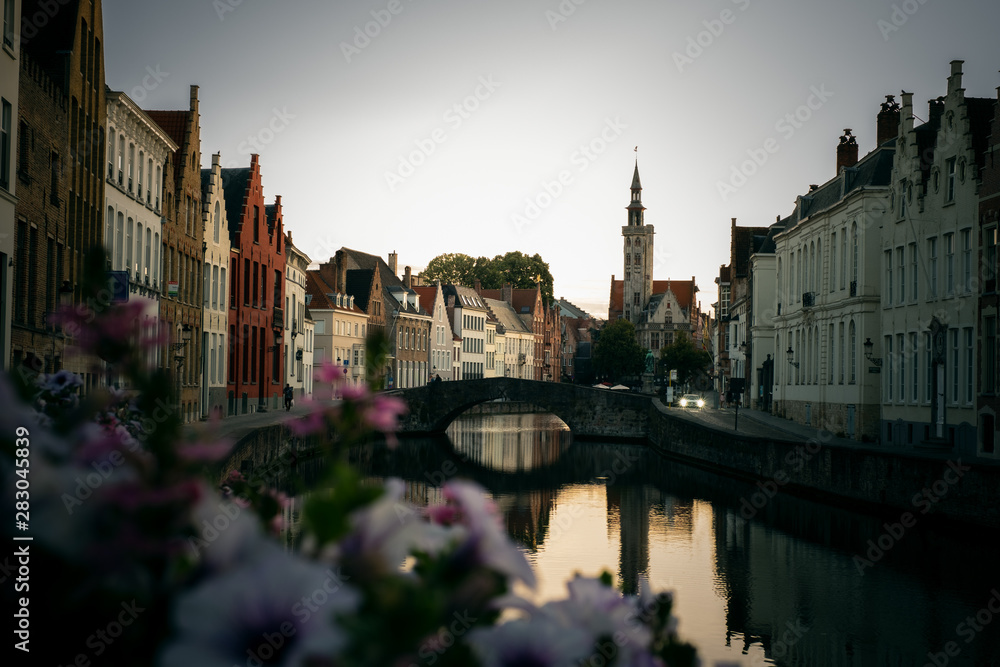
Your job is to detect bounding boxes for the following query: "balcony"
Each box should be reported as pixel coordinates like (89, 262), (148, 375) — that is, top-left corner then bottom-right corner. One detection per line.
(802, 292), (815, 308)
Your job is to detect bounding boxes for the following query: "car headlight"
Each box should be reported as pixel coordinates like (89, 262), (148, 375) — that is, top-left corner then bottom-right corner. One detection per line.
(679, 399), (687, 407)
(697, 399), (705, 407)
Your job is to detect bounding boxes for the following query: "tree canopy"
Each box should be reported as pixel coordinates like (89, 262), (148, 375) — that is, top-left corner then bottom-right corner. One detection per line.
(658, 331), (713, 388)
(421, 251), (554, 304)
(592, 319), (646, 383)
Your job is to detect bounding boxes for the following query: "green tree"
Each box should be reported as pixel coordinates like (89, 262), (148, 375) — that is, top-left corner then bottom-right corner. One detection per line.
(421, 253), (478, 286)
(421, 251), (554, 303)
(659, 331), (712, 388)
(592, 319), (645, 383)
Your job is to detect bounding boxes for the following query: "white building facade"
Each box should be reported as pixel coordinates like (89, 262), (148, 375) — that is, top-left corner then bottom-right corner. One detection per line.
(285, 235), (311, 398)
(772, 142), (894, 440)
(104, 90), (175, 383)
(200, 153), (230, 417)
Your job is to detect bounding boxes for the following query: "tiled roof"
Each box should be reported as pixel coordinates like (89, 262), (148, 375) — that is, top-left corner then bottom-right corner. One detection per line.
(305, 272), (336, 310)
(442, 284), (488, 310)
(483, 298), (532, 335)
(411, 286), (438, 309)
(557, 298), (591, 319)
(338, 247), (403, 290)
(511, 288), (539, 315)
(146, 111), (188, 148)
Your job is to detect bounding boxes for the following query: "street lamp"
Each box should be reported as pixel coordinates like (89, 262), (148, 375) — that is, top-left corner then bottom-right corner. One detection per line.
(786, 346), (800, 369)
(863, 337), (883, 367)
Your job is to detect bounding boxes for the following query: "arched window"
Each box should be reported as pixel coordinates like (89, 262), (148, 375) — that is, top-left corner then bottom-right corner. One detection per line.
(145, 227), (151, 279)
(105, 206), (114, 257)
(135, 222), (143, 276)
(107, 128), (115, 178)
(115, 212), (124, 268)
(852, 222), (859, 285)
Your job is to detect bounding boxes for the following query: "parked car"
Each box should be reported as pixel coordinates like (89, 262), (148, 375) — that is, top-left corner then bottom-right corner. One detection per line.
(678, 394), (705, 409)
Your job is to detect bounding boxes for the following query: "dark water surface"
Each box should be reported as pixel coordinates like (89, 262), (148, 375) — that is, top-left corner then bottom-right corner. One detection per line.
(294, 412), (1000, 666)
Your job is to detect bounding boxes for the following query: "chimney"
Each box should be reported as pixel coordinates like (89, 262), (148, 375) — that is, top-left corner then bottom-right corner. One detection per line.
(948, 59), (965, 96)
(836, 129), (859, 174)
(404, 266), (412, 289)
(929, 96), (946, 129)
(502, 283), (513, 305)
(388, 251), (398, 277)
(474, 279), (482, 293)
(876, 95), (901, 146)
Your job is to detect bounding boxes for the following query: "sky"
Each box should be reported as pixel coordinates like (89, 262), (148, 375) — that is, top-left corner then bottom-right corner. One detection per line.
(102, 0), (1000, 319)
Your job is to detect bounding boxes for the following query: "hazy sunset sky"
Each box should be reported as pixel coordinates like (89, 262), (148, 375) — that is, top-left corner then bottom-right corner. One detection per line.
(103, 0), (1000, 318)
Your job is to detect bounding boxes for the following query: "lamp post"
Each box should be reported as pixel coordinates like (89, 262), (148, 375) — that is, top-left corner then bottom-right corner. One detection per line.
(171, 324), (193, 415)
(734, 341), (746, 430)
(862, 337), (882, 368)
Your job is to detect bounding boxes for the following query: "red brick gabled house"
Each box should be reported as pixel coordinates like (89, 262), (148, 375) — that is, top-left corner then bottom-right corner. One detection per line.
(222, 154), (285, 413)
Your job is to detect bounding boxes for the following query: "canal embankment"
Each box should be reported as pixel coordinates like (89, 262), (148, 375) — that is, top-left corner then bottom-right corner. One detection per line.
(648, 398), (1000, 530)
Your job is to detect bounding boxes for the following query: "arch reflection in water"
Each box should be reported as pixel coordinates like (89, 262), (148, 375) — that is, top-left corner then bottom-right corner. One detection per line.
(447, 412), (571, 473)
(288, 416), (1000, 666)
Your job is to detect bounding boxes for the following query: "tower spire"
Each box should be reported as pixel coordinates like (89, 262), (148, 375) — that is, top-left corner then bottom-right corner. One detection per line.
(627, 153), (645, 226)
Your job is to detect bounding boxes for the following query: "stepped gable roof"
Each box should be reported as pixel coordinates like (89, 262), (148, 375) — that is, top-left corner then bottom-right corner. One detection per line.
(146, 110), (193, 187)
(608, 278), (697, 319)
(219, 167), (251, 233)
(200, 168), (212, 196)
(344, 269), (375, 313)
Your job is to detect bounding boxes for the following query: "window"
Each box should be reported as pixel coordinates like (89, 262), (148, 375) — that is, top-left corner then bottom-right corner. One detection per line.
(220, 267), (226, 309)
(828, 324), (834, 384)
(830, 232), (836, 291)
(945, 157), (956, 202)
(0, 98), (10, 190)
(252, 262), (258, 307)
(909, 243), (918, 301)
(884, 250), (893, 305)
(840, 228), (847, 290)
(898, 333), (905, 401)
(214, 202), (221, 243)
(849, 320), (856, 384)
(243, 258), (250, 306)
(253, 205), (260, 243)
(125, 218), (133, 275)
(925, 332), (933, 403)
(965, 327), (973, 404)
(897, 247), (905, 303)
(899, 180), (908, 218)
(886, 335), (893, 401)
(839, 322), (845, 384)
(945, 233), (955, 296)
(3, 0), (14, 48)
(961, 229), (972, 292)
(852, 223), (859, 286)
(928, 237), (938, 297)
(910, 332), (918, 402)
(950, 329), (959, 404)
(212, 265), (219, 309)
(987, 316), (997, 394)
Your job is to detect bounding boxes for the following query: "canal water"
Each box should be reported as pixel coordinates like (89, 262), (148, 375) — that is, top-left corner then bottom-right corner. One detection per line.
(295, 412), (1000, 666)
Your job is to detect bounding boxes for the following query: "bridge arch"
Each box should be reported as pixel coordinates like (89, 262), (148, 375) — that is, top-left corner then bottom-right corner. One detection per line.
(390, 378), (650, 441)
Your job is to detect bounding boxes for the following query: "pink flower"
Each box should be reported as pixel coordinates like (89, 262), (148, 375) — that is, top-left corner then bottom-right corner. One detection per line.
(363, 394), (408, 434)
(339, 383), (371, 403)
(315, 359), (347, 385)
(177, 439), (234, 463)
(285, 399), (328, 437)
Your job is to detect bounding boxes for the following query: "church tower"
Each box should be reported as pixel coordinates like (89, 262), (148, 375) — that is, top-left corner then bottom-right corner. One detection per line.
(622, 160), (654, 322)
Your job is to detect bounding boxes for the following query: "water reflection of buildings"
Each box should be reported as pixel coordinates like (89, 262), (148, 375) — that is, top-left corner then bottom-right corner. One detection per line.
(449, 413), (570, 473)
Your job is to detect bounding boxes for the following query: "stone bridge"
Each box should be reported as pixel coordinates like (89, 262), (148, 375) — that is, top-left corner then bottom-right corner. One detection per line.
(388, 378), (651, 440)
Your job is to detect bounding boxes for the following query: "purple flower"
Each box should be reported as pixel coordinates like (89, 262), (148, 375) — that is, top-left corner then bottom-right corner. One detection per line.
(159, 544), (358, 667)
(337, 479), (429, 574)
(466, 616), (591, 667)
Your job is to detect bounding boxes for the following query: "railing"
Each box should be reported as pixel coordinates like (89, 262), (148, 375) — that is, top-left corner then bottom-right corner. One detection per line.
(802, 292), (815, 308)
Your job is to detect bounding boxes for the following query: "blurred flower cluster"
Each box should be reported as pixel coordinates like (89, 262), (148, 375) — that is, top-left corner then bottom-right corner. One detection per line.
(0, 255), (698, 667)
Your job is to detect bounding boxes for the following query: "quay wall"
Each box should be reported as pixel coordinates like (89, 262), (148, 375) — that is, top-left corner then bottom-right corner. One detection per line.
(646, 401), (1000, 530)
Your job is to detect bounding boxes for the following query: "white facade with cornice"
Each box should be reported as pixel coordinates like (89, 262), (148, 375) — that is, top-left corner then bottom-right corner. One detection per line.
(200, 153), (230, 416)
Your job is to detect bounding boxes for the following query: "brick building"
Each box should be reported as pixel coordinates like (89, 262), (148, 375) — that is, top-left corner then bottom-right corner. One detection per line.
(148, 86), (203, 423)
(222, 154), (285, 413)
(1, 0), (20, 370)
(11, 0), (105, 387)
